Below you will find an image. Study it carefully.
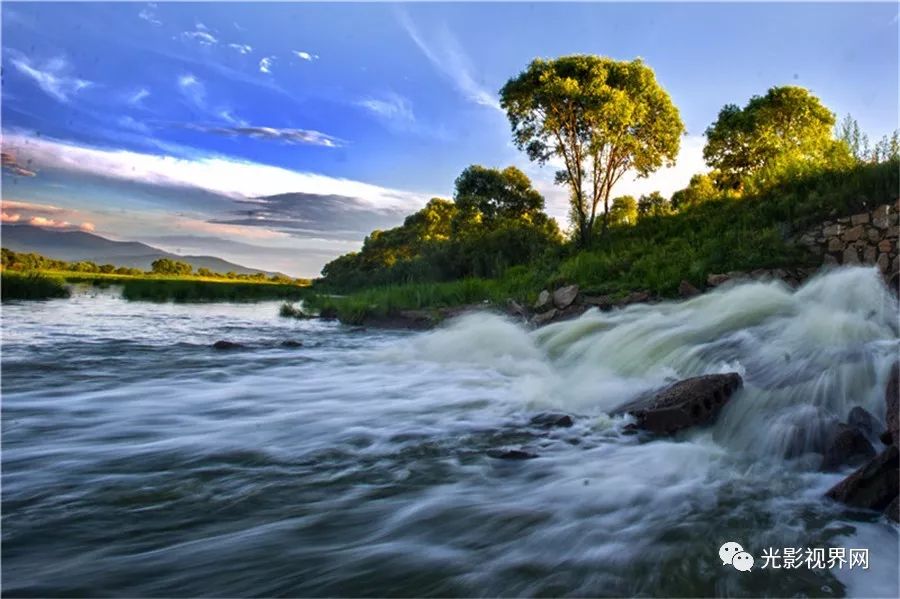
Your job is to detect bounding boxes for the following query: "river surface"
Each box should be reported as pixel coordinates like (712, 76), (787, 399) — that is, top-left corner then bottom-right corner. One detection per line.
(2, 267), (898, 597)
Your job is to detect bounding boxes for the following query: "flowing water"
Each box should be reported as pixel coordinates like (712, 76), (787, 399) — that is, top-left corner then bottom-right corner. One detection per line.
(2, 267), (898, 597)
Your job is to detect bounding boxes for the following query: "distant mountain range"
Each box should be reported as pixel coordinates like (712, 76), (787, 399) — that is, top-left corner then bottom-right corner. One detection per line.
(1, 224), (276, 276)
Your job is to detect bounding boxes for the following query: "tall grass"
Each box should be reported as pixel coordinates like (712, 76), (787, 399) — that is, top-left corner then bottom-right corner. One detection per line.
(1, 271), (71, 301)
(121, 279), (308, 302)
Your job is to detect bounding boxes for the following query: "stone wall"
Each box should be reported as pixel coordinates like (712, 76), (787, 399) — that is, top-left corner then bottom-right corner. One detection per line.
(794, 202), (899, 276)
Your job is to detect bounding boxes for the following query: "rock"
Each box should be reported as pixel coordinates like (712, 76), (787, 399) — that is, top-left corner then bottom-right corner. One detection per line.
(878, 239), (894, 253)
(823, 254), (839, 266)
(851, 212), (870, 226)
(886, 496), (899, 523)
(611, 373), (743, 435)
(823, 224), (842, 237)
(707, 273), (730, 287)
(507, 299), (528, 319)
(582, 295), (613, 310)
(622, 291), (650, 305)
(825, 446), (899, 511)
(868, 228), (881, 243)
(487, 449), (538, 460)
(678, 280), (701, 298)
(280, 340), (303, 348)
(534, 290), (551, 310)
(822, 424), (876, 470)
(552, 285), (579, 310)
(842, 246), (860, 264)
(212, 340), (244, 350)
(877, 253), (890, 273)
(843, 225), (865, 242)
(848, 406), (880, 438)
(827, 237), (843, 252)
(530, 413), (574, 428)
(864, 245), (878, 264)
(531, 308), (558, 326)
(885, 362), (899, 446)
(873, 205), (891, 229)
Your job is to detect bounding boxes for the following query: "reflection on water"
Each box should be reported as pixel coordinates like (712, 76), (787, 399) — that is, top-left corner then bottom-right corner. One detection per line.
(1, 268), (897, 597)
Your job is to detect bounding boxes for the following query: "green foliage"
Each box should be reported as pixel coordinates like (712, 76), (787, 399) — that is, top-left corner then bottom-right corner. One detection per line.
(637, 191), (673, 220)
(121, 279), (307, 302)
(279, 302), (311, 318)
(704, 86), (850, 189)
(1, 270), (70, 301)
(500, 54), (684, 244)
(151, 258), (193, 276)
(837, 114), (900, 164)
(320, 165), (562, 290)
(670, 173), (719, 211)
(606, 195), (638, 227)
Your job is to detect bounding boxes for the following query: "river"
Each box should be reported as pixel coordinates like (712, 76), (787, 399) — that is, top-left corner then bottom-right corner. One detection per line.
(2, 266), (898, 597)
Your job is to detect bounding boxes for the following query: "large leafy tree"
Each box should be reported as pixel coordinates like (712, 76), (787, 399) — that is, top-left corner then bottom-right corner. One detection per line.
(704, 86), (845, 189)
(500, 55), (684, 245)
(452, 165), (546, 233)
(605, 195), (638, 227)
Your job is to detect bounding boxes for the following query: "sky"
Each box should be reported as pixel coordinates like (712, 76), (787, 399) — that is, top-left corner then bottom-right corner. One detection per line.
(1, 1), (897, 277)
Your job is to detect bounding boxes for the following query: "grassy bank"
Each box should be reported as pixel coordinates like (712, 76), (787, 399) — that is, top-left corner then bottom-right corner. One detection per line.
(1, 271), (71, 301)
(310, 160), (898, 324)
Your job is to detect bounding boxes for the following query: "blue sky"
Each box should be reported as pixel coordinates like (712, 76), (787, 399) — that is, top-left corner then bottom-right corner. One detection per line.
(2, 2), (897, 276)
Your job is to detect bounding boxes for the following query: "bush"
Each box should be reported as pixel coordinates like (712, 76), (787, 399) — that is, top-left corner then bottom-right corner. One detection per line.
(1, 271), (70, 301)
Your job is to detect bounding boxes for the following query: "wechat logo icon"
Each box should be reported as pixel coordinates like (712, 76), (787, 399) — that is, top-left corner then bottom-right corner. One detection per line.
(720, 541), (754, 572)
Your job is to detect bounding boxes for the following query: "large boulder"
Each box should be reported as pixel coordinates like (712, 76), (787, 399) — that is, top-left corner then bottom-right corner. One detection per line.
(885, 362), (899, 446)
(822, 424), (876, 471)
(847, 406), (881, 439)
(611, 373), (743, 435)
(552, 285), (579, 310)
(825, 446), (899, 511)
(531, 308), (558, 327)
(534, 290), (552, 311)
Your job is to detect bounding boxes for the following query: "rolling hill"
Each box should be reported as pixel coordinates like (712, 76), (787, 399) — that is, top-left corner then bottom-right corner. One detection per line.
(1, 224), (276, 275)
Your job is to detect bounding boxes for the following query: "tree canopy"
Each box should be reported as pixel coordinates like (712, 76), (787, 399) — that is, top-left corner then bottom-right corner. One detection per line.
(703, 86), (848, 189)
(605, 195), (638, 227)
(500, 55), (684, 245)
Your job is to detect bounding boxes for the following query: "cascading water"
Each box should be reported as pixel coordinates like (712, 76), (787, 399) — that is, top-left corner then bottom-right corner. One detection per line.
(2, 266), (897, 597)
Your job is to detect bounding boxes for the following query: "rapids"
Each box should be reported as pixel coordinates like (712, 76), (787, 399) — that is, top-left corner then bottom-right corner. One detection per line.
(1, 266), (897, 597)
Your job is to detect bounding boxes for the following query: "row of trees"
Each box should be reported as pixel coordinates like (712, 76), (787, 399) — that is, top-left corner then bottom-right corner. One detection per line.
(321, 166), (562, 289)
(0, 249), (304, 285)
(321, 54), (898, 287)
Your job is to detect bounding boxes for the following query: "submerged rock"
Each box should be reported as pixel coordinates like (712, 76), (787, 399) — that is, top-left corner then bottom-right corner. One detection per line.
(611, 373), (743, 435)
(212, 340), (244, 350)
(885, 362), (899, 446)
(487, 449), (538, 460)
(847, 406), (880, 438)
(531, 308), (558, 326)
(825, 446), (899, 511)
(529, 413), (574, 428)
(552, 285), (579, 310)
(822, 424), (876, 471)
(280, 340), (304, 348)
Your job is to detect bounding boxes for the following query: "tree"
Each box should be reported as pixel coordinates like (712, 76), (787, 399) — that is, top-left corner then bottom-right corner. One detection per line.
(452, 165), (545, 231)
(670, 173), (718, 211)
(836, 114), (870, 162)
(637, 191), (672, 220)
(500, 55), (683, 245)
(605, 195), (638, 227)
(150, 258), (192, 276)
(704, 86), (846, 189)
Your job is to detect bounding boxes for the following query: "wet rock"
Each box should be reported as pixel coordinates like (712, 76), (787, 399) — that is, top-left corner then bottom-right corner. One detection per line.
(487, 449), (538, 460)
(552, 285), (579, 310)
(822, 424), (876, 471)
(886, 362), (899, 446)
(212, 340), (244, 350)
(825, 446), (899, 511)
(506, 298), (528, 319)
(582, 295), (613, 310)
(886, 496), (899, 523)
(707, 273), (730, 287)
(847, 406), (880, 438)
(534, 290), (551, 310)
(531, 308), (558, 326)
(280, 340), (303, 348)
(851, 212), (870, 226)
(611, 373), (743, 435)
(530, 413), (574, 428)
(678, 280), (701, 298)
(621, 291), (650, 305)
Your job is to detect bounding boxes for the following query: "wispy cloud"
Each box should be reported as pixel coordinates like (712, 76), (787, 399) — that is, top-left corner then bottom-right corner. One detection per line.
(358, 93), (415, 125)
(138, 3), (161, 26)
(177, 73), (206, 109)
(259, 56), (275, 74)
(183, 29), (218, 46)
(188, 125), (342, 148)
(5, 133), (431, 212)
(293, 50), (319, 62)
(397, 10), (500, 111)
(2, 151), (37, 177)
(7, 51), (92, 102)
(127, 88), (150, 106)
(117, 116), (152, 134)
(228, 43), (253, 55)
